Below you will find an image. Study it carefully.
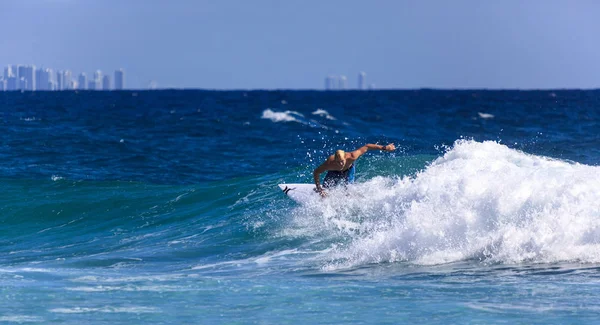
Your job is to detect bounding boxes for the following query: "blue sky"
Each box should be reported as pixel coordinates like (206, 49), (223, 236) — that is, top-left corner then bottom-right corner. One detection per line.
(1, 0), (599, 89)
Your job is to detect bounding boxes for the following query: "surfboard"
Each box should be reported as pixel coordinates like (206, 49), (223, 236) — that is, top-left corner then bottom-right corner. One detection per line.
(278, 183), (319, 204)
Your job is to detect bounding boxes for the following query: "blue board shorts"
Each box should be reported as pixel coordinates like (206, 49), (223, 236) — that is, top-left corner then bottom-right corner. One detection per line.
(323, 164), (355, 188)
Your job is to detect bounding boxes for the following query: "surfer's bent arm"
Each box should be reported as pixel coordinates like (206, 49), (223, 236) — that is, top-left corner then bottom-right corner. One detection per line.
(313, 163), (328, 192)
(350, 143), (396, 158)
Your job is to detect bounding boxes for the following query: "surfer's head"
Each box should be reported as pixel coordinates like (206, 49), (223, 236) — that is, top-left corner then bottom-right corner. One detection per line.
(334, 150), (346, 168)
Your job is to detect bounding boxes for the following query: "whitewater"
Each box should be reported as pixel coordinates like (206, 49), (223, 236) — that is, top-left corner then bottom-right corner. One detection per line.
(277, 140), (600, 271)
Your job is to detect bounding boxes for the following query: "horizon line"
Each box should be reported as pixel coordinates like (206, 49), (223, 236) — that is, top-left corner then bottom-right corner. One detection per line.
(2, 87), (600, 92)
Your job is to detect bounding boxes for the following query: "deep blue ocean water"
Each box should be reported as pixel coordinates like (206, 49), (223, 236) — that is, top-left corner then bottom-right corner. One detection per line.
(0, 89), (600, 323)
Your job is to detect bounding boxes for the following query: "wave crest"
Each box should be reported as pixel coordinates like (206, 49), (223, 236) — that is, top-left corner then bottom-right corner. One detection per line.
(284, 140), (600, 269)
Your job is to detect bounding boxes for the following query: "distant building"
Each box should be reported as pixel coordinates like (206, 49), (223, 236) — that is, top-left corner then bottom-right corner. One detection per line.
(17, 66), (36, 91)
(93, 70), (102, 90)
(56, 70), (73, 90)
(18, 77), (27, 91)
(338, 75), (347, 90)
(0, 78), (5, 91)
(102, 75), (110, 90)
(78, 73), (87, 90)
(3, 66), (16, 91)
(56, 71), (64, 90)
(114, 69), (124, 90)
(45, 69), (54, 90)
(6, 76), (17, 91)
(325, 75), (339, 90)
(358, 72), (366, 90)
(16, 65), (24, 83)
(35, 69), (46, 90)
(24, 66), (35, 91)
(36, 68), (53, 91)
(3, 65), (15, 80)
(63, 70), (72, 90)
(88, 80), (96, 90)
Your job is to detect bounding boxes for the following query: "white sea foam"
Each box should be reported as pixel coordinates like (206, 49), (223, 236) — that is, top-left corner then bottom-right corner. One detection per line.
(261, 109), (304, 123)
(49, 306), (159, 314)
(67, 285), (182, 292)
(285, 140), (600, 269)
(191, 248), (314, 272)
(478, 112), (494, 119)
(51, 175), (63, 181)
(261, 109), (327, 129)
(312, 109), (336, 120)
(0, 316), (43, 322)
(71, 273), (185, 284)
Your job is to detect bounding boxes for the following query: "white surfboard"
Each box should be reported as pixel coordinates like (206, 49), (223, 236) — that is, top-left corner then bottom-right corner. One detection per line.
(278, 183), (319, 204)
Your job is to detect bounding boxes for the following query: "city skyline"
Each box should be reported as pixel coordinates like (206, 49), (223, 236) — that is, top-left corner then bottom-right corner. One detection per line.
(1, 63), (377, 91)
(325, 72), (375, 90)
(0, 64), (125, 91)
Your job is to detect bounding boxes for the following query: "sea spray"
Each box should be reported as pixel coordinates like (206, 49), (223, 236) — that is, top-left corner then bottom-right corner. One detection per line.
(279, 140), (600, 269)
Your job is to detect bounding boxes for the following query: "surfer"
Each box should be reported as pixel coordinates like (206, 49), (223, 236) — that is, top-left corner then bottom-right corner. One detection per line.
(313, 143), (396, 197)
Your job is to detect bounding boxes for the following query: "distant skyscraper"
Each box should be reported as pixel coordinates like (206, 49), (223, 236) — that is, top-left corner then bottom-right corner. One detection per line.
(18, 77), (27, 91)
(56, 71), (64, 91)
(93, 70), (102, 90)
(339, 75), (347, 90)
(35, 69), (42, 90)
(17, 66), (26, 90)
(16, 65), (23, 81)
(358, 72), (366, 90)
(0, 78), (5, 91)
(35, 68), (52, 90)
(6, 76), (17, 91)
(102, 75), (111, 90)
(88, 80), (96, 91)
(78, 73), (87, 90)
(25, 66), (35, 91)
(3, 66), (16, 91)
(4, 65), (16, 81)
(56, 70), (72, 90)
(63, 70), (72, 90)
(325, 75), (339, 90)
(114, 69), (124, 90)
(45, 68), (55, 90)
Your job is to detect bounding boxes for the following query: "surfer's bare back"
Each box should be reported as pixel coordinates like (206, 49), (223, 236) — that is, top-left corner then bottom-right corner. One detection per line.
(313, 143), (396, 197)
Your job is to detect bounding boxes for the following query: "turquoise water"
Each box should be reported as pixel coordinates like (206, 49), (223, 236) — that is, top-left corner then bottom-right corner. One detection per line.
(0, 90), (599, 323)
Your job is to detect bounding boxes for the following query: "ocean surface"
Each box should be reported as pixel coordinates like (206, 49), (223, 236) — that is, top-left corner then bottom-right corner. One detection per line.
(0, 89), (599, 324)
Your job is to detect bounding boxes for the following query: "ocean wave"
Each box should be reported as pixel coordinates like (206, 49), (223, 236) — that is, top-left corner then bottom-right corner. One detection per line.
(312, 109), (336, 120)
(280, 140), (600, 269)
(478, 112), (494, 119)
(261, 109), (305, 123)
(261, 109), (328, 129)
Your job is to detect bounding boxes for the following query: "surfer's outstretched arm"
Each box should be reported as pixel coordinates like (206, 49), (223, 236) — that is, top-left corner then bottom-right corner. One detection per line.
(313, 163), (329, 195)
(350, 143), (396, 159)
